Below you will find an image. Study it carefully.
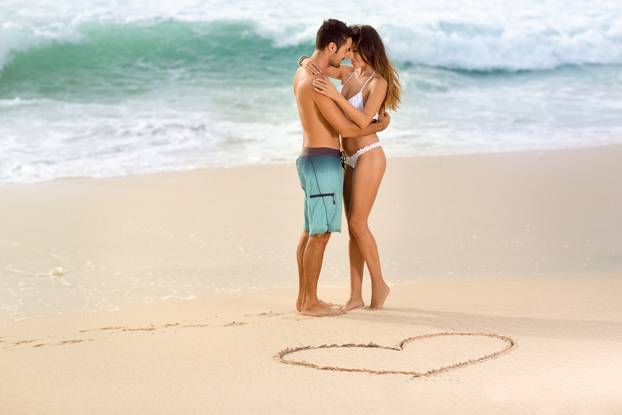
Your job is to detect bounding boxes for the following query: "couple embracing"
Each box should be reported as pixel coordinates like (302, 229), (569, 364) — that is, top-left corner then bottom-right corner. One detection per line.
(293, 19), (401, 317)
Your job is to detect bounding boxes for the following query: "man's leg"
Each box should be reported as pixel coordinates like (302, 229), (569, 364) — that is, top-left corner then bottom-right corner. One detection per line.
(296, 230), (309, 312)
(296, 230), (335, 312)
(300, 232), (344, 317)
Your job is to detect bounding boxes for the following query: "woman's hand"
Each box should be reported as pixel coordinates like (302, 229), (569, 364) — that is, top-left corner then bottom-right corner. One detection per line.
(303, 59), (321, 75)
(312, 77), (341, 101)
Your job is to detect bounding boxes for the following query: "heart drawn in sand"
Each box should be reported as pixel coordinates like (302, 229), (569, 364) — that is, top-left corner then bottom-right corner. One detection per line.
(274, 331), (516, 378)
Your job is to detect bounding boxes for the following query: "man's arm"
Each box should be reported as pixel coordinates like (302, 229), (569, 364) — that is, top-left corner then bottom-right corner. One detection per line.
(313, 92), (389, 138)
(300, 57), (353, 80)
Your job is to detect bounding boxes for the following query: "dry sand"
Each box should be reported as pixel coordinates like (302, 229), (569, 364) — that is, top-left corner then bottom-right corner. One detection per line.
(1, 144), (621, 414)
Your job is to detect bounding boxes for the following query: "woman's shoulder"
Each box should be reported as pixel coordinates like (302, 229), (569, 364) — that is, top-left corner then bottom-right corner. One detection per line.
(370, 72), (387, 85)
(368, 73), (388, 91)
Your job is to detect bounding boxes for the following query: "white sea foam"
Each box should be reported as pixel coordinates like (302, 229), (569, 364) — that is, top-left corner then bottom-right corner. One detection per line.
(1, 0), (621, 72)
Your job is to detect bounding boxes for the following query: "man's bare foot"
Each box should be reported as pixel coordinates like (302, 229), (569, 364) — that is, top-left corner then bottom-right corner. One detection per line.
(300, 302), (345, 317)
(318, 299), (336, 306)
(343, 297), (365, 311)
(369, 283), (390, 310)
(297, 298), (333, 312)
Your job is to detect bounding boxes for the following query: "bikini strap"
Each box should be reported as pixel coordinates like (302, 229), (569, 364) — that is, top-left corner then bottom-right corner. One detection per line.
(360, 71), (376, 91)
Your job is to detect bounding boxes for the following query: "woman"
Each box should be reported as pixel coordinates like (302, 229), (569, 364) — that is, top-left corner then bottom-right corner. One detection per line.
(299, 24), (401, 310)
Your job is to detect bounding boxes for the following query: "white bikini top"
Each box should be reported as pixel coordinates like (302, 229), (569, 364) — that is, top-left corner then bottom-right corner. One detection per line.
(336, 70), (376, 111)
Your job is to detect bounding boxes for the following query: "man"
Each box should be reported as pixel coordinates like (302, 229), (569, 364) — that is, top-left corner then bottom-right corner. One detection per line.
(293, 19), (391, 317)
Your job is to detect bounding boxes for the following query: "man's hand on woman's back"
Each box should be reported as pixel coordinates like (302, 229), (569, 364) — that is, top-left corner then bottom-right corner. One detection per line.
(377, 112), (391, 131)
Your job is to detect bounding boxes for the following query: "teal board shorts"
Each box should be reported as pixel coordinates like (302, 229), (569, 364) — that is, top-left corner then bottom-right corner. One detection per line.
(295, 147), (345, 235)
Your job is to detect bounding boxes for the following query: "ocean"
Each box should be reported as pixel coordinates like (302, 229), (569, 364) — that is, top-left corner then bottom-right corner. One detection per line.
(1, 0), (621, 184)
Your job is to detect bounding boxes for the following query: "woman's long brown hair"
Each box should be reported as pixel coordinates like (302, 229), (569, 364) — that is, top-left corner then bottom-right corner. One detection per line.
(350, 25), (401, 113)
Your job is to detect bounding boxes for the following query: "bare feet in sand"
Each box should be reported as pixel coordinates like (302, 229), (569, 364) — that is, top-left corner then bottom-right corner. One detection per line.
(296, 298), (336, 312)
(369, 283), (391, 310)
(319, 299), (336, 307)
(343, 297), (365, 311)
(300, 301), (345, 317)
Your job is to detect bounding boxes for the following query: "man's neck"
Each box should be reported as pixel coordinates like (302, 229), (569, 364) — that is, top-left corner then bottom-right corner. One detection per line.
(309, 50), (332, 76)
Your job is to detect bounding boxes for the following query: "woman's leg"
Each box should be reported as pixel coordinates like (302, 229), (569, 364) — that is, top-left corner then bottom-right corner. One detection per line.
(343, 164), (366, 310)
(348, 146), (390, 309)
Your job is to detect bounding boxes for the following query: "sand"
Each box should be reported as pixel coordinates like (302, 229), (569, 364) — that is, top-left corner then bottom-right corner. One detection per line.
(1, 144), (621, 414)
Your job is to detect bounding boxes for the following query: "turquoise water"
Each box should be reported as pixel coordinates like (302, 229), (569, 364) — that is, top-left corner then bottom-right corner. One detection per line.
(1, 1), (622, 183)
(0, 21), (299, 100)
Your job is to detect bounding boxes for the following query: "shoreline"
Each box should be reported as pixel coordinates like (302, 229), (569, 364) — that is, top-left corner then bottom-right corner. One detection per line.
(2, 141), (622, 188)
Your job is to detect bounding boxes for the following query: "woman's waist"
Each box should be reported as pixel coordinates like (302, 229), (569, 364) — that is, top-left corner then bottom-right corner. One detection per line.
(341, 135), (380, 156)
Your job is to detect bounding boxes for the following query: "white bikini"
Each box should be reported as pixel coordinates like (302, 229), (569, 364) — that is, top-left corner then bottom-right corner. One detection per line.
(337, 70), (383, 169)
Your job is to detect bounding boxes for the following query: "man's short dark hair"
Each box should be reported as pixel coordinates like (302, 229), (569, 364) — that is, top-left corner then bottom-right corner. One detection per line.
(316, 19), (352, 50)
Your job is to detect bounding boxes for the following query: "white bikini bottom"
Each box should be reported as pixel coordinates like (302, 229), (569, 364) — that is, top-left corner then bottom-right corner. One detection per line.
(344, 141), (382, 168)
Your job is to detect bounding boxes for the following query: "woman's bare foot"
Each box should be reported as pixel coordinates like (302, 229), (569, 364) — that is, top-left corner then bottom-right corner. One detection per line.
(369, 283), (390, 310)
(300, 302), (345, 317)
(343, 297), (365, 311)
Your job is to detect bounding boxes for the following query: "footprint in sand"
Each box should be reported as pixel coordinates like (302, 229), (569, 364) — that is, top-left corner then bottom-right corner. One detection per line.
(31, 338), (97, 348)
(243, 311), (283, 318)
(14, 339), (42, 346)
(4, 310), (287, 350)
(223, 321), (247, 327)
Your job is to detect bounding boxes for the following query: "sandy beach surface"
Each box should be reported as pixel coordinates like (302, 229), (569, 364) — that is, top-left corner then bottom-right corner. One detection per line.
(1, 144), (621, 414)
